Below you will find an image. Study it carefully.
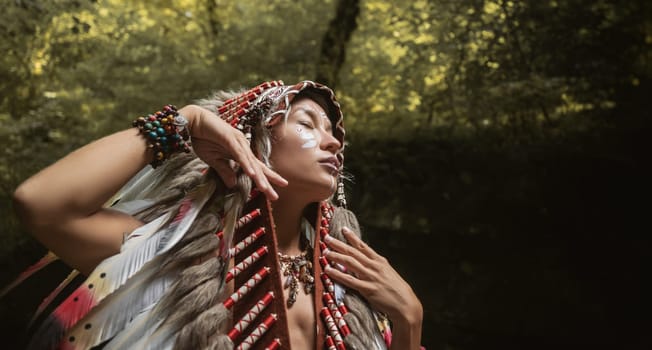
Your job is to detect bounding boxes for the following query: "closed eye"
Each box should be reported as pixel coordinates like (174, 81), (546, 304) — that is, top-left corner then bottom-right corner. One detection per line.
(299, 120), (315, 128)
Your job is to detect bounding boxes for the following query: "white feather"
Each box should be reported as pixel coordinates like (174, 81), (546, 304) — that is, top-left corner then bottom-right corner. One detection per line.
(371, 311), (390, 350)
(98, 181), (215, 302)
(63, 261), (176, 349)
(108, 314), (176, 350)
(140, 320), (178, 350)
(334, 282), (346, 305)
(107, 157), (208, 208)
(31, 181), (216, 348)
(105, 166), (155, 206)
(111, 198), (157, 215)
(102, 305), (163, 350)
(121, 213), (169, 251)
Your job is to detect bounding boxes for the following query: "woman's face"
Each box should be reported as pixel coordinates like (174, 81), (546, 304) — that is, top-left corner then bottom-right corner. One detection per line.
(269, 96), (342, 201)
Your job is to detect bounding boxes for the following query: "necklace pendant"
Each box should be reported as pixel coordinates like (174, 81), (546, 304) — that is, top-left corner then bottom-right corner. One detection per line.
(278, 249), (314, 308)
(304, 280), (314, 294)
(287, 285), (298, 307)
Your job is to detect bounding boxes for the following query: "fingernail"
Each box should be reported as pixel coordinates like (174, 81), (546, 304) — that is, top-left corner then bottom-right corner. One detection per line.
(324, 234), (332, 242)
(336, 263), (347, 273)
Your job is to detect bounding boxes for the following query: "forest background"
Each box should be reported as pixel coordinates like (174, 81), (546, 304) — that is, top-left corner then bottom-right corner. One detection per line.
(1, 0), (650, 349)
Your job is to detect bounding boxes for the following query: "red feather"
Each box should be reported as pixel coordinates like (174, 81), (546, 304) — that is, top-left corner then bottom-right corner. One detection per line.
(0, 251), (59, 298)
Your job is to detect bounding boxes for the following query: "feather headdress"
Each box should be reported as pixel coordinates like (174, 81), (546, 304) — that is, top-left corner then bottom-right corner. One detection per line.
(7, 81), (392, 350)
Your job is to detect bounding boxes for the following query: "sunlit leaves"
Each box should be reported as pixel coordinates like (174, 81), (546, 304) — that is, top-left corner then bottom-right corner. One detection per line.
(1, 0), (650, 235)
(344, 0), (647, 138)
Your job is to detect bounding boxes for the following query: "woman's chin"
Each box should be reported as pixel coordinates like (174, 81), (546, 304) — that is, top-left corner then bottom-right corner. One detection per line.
(307, 179), (337, 202)
(306, 185), (336, 202)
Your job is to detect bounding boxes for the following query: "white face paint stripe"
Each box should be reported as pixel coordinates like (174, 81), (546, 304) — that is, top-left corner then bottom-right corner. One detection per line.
(302, 140), (317, 148)
(296, 126), (318, 149)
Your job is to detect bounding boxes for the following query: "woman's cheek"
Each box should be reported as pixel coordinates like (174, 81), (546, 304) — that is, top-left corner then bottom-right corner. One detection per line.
(296, 126), (317, 149)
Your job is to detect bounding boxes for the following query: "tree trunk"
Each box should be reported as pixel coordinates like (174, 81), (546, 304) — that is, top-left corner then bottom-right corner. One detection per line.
(315, 0), (360, 89)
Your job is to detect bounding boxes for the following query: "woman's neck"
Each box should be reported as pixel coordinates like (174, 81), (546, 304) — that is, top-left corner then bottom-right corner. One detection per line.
(270, 197), (307, 256)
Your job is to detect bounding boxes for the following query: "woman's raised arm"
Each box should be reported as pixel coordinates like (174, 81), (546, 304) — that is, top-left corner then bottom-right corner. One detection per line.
(13, 127), (155, 275)
(13, 105), (287, 275)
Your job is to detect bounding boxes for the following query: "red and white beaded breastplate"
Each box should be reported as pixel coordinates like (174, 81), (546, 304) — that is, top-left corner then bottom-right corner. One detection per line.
(222, 192), (352, 350)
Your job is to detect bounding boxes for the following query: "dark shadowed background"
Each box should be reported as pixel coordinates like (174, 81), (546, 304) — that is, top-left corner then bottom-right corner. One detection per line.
(1, 0), (650, 349)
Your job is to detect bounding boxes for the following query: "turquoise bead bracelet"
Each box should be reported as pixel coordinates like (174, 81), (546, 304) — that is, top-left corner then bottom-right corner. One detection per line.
(132, 105), (191, 168)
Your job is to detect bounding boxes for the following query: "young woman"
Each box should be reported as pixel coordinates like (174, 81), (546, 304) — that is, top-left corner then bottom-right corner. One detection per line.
(13, 81), (422, 349)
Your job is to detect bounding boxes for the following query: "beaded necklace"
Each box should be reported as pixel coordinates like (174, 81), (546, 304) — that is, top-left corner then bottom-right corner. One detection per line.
(278, 248), (315, 307)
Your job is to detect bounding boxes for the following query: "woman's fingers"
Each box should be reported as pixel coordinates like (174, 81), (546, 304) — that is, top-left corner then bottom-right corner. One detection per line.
(209, 130), (278, 199)
(324, 232), (385, 285)
(324, 249), (368, 278)
(341, 227), (383, 260)
(259, 160), (288, 187)
(324, 263), (373, 291)
(228, 131), (289, 199)
(186, 105), (288, 200)
(212, 155), (281, 199)
(322, 226), (423, 326)
(229, 134), (256, 177)
(324, 229), (377, 265)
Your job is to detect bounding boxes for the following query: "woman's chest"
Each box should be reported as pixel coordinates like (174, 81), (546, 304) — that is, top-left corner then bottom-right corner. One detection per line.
(283, 280), (316, 349)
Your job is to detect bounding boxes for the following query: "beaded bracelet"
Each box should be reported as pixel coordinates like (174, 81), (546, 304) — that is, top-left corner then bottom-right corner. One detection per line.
(132, 104), (191, 168)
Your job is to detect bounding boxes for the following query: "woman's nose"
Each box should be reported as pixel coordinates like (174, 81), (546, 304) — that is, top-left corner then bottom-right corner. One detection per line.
(320, 130), (341, 153)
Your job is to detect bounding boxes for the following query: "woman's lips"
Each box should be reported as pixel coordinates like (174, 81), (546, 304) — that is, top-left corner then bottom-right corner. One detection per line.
(319, 162), (339, 175)
(319, 156), (341, 168)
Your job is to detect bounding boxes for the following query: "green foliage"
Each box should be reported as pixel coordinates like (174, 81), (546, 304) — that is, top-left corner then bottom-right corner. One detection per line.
(1, 0), (649, 194)
(1, 0), (651, 348)
(0, 0), (339, 252)
(339, 0), (650, 138)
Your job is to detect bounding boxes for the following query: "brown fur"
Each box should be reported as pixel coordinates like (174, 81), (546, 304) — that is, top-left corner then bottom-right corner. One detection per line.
(175, 304), (230, 349)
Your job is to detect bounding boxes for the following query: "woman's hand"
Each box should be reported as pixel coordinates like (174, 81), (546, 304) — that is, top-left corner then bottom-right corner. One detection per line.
(180, 105), (287, 199)
(323, 227), (423, 349)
